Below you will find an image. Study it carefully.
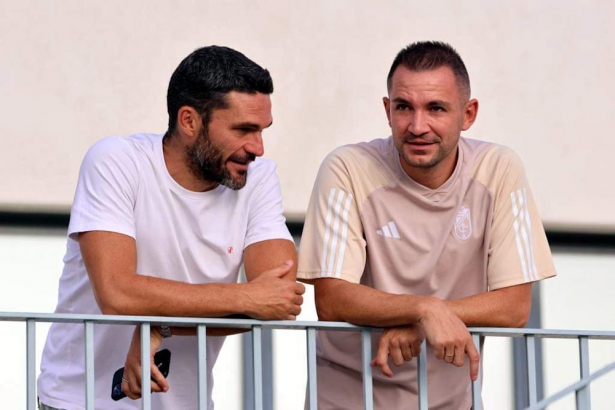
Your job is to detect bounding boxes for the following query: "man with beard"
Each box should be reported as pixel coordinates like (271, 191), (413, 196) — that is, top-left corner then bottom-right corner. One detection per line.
(37, 46), (305, 410)
(297, 41), (556, 408)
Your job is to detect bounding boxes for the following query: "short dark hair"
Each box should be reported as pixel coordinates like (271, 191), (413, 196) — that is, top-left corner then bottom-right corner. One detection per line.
(386, 41), (470, 100)
(166, 46), (274, 134)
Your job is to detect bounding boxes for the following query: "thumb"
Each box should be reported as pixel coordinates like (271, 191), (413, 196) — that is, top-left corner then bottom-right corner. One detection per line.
(262, 260), (294, 278)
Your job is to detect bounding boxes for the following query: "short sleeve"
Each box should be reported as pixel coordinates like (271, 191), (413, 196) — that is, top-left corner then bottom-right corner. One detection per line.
(485, 147), (557, 290)
(297, 149), (367, 283)
(244, 160), (293, 248)
(68, 137), (139, 240)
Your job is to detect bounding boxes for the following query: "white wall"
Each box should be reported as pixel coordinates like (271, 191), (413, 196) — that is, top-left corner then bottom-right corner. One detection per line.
(1, 1), (615, 230)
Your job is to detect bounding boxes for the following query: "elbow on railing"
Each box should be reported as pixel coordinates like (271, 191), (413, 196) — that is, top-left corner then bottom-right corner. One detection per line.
(315, 297), (341, 322)
(94, 291), (145, 316)
(505, 304), (532, 329)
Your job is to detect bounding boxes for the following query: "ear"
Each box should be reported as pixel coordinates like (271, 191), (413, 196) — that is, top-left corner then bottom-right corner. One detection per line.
(383, 97), (392, 127)
(176, 106), (202, 140)
(461, 99), (479, 131)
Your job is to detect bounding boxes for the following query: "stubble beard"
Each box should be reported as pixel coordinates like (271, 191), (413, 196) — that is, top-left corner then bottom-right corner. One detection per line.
(186, 129), (251, 191)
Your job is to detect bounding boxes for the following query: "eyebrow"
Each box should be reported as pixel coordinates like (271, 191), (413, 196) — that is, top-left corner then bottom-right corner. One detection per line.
(392, 97), (452, 107)
(233, 120), (273, 130)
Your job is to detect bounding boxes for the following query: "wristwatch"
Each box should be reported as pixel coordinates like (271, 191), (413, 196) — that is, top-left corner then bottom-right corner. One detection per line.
(159, 325), (172, 338)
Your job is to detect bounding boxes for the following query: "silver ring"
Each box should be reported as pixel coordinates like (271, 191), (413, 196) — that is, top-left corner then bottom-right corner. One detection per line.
(122, 377), (129, 383)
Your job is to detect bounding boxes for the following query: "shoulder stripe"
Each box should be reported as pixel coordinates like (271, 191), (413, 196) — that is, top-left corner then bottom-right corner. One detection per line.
(334, 194), (354, 278)
(326, 190), (347, 275)
(511, 189), (538, 282)
(319, 188), (337, 276)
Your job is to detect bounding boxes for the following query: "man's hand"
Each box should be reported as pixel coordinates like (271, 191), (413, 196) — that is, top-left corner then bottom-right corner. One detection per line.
(420, 298), (480, 381)
(371, 324), (425, 377)
(244, 260), (305, 320)
(121, 326), (168, 400)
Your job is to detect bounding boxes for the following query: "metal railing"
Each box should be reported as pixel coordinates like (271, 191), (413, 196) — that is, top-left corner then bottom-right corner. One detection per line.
(1, 312), (615, 410)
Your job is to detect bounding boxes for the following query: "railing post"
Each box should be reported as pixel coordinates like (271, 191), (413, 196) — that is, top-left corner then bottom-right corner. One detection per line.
(84, 321), (95, 409)
(306, 328), (318, 410)
(197, 325), (208, 410)
(471, 334), (482, 410)
(26, 319), (36, 410)
(141, 323), (151, 410)
(417, 339), (428, 410)
(361, 330), (374, 410)
(576, 336), (591, 410)
(252, 325), (263, 410)
(526, 335), (538, 406)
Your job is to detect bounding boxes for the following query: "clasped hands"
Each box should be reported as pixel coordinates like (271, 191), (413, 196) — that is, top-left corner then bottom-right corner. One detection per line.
(372, 301), (480, 381)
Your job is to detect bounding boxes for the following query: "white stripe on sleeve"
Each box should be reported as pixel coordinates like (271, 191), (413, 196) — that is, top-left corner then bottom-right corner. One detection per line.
(319, 188), (337, 277)
(511, 191), (530, 282)
(334, 194), (354, 278)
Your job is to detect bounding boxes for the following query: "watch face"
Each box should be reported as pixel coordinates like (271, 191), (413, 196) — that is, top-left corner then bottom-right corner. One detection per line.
(160, 326), (172, 338)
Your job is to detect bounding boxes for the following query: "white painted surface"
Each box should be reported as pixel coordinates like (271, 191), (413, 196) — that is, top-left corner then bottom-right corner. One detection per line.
(1, 1), (615, 230)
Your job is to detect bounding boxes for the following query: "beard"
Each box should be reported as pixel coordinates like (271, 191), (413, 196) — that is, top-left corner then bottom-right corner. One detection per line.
(186, 128), (255, 190)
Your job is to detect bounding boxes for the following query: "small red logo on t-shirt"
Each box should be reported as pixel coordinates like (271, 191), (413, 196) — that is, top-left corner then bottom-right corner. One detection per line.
(227, 246), (233, 254)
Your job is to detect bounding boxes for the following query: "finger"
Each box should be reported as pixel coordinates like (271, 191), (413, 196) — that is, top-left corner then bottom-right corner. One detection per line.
(410, 341), (422, 358)
(453, 345), (465, 367)
(261, 260), (293, 278)
(121, 376), (139, 400)
(433, 343), (445, 360)
(466, 341), (481, 381)
(150, 361), (169, 393)
(390, 345), (404, 366)
(295, 283), (306, 295)
(373, 337), (394, 377)
(401, 343), (413, 361)
(287, 314), (297, 321)
(442, 345), (454, 362)
(293, 295), (304, 306)
(290, 305), (302, 316)
(125, 373), (142, 398)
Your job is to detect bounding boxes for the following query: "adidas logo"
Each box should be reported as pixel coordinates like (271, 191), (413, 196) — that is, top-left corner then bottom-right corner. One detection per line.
(377, 221), (400, 239)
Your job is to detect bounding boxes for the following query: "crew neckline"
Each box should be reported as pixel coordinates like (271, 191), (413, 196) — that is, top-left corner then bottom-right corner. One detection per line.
(155, 134), (225, 199)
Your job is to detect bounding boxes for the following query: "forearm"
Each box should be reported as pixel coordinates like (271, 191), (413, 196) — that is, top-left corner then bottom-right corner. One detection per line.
(94, 274), (252, 318)
(314, 278), (431, 327)
(444, 283), (532, 328)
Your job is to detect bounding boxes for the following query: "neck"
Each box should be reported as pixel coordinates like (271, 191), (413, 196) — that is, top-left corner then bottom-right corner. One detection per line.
(162, 133), (218, 192)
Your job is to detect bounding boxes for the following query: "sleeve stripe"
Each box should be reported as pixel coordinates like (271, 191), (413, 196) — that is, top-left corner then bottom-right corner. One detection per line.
(511, 189), (538, 282)
(325, 190), (347, 275)
(319, 188), (354, 277)
(523, 189), (539, 281)
(334, 193), (354, 278)
(319, 188), (337, 276)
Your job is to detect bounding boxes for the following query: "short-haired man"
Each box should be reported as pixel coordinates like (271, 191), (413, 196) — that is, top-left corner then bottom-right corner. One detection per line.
(37, 46), (305, 409)
(297, 41), (556, 408)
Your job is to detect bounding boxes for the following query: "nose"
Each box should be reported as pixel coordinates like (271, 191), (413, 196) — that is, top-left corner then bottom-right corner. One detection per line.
(407, 110), (430, 136)
(245, 132), (265, 157)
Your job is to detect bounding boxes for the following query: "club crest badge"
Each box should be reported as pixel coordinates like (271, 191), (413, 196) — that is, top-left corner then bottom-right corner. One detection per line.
(454, 205), (472, 241)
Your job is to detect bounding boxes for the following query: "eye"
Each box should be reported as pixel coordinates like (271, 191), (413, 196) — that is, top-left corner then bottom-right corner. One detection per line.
(395, 104), (410, 111)
(430, 106), (446, 112)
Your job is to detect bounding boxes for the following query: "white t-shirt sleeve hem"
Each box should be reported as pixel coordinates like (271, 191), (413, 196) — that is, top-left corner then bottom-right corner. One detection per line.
(244, 230), (294, 250)
(68, 222), (136, 241)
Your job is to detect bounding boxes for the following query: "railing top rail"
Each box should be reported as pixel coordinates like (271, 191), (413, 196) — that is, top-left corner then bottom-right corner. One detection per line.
(2, 312), (615, 339)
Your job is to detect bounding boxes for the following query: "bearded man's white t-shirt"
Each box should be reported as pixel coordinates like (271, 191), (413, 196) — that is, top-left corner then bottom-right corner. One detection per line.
(37, 133), (293, 410)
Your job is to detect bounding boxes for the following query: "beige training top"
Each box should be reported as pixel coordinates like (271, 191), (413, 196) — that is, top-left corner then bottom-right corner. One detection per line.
(298, 136), (556, 409)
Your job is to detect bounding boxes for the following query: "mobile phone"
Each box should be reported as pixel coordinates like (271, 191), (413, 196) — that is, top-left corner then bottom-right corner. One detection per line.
(111, 349), (172, 401)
